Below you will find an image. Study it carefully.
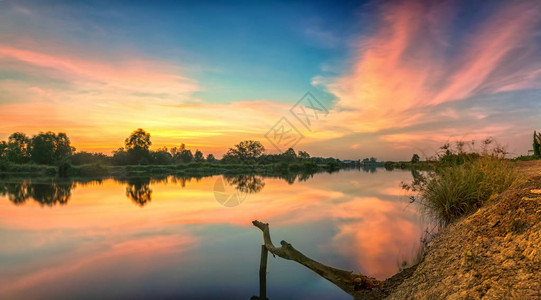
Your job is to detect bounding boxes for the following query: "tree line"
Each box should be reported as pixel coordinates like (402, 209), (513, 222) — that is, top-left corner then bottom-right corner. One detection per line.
(0, 128), (341, 167)
(0, 132), (74, 165)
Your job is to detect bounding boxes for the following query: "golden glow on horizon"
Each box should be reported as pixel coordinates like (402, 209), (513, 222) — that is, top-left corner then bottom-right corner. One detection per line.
(1, 0), (540, 159)
(0, 45), (310, 155)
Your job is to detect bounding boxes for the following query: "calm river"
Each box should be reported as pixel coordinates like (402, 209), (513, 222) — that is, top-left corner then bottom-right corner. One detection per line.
(0, 168), (428, 299)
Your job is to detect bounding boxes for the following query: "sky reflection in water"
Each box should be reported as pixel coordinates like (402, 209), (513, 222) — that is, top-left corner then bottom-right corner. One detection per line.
(0, 169), (427, 299)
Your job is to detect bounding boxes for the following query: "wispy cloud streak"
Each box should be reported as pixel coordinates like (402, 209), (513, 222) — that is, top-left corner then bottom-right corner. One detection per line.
(314, 0), (541, 158)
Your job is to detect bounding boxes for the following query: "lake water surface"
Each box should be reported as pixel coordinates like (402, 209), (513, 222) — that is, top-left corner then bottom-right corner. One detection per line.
(0, 169), (427, 299)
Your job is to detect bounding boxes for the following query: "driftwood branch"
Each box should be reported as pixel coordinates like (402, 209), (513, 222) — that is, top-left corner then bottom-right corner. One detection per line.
(252, 220), (385, 299)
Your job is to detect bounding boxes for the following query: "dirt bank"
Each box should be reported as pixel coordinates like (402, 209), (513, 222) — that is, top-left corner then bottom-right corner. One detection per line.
(387, 161), (541, 299)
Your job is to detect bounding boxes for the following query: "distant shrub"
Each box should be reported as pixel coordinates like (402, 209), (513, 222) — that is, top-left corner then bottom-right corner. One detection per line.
(58, 161), (71, 177)
(326, 161), (339, 171)
(302, 160), (318, 171)
(72, 163), (110, 177)
(511, 155), (541, 162)
(276, 162), (289, 173)
(384, 161), (395, 170)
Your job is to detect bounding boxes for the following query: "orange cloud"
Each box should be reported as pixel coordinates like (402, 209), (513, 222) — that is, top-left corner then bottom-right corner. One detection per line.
(0, 44), (303, 154)
(330, 196), (422, 279)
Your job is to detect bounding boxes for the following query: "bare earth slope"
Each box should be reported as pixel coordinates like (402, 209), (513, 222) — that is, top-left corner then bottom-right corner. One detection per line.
(387, 161), (541, 299)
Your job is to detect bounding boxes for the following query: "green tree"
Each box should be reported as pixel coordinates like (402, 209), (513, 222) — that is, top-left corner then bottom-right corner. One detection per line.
(125, 128), (151, 150)
(411, 153), (420, 164)
(0, 141), (7, 160)
(194, 150), (204, 162)
(281, 148), (297, 162)
(170, 147), (179, 158)
(112, 148), (129, 165)
(298, 151), (310, 160)
(172, 144), (187, 162)
(124, 129), (151, 164)
(151, 147), (173, 165)
(54, 133), (75, 161)
(534, 131), (541, 156)
(206, 153), (216, 162)
(30, 132), (74, 164)
(223, 140), (265, 163)
(178, 149), (194, 163)
(7, 132), (31, 163)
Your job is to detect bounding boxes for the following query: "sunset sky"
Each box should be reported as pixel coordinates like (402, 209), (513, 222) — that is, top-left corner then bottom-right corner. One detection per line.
(1, 0), (540, 160)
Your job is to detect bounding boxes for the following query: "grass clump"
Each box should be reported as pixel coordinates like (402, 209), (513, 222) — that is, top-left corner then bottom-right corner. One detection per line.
(404, 140), (524, 225)
(423, 156), (522, 224)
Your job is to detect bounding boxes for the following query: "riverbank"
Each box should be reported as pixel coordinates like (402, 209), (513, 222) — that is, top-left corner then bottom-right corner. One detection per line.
(386, 161), (541, 299)
(0, 161), (326, 178)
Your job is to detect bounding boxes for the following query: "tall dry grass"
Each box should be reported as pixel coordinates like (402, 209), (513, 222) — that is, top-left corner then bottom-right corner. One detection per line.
(422, 155), (523, 225)
(405, 144), (524, 225)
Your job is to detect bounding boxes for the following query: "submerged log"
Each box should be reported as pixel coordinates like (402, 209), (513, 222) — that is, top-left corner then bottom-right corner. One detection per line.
(252, 220), (385, 299)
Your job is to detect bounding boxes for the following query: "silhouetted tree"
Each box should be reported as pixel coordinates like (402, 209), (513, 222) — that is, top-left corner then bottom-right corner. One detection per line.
(298, 151), (310, 160)
(223, 140), (265, 163)
(112, 147), (129, 165)
(124, 129), (151, 164)
(30, 133), (55, 164)
(151, 147), (173, 165)
(534, 131), (541, 156)
(54, 133), (74, 161)
(194, 150), (204, 162)
(411, 153), (420, 164)
(178, 149), (194, 163)
(281, 148), (297, 163)
(125, 128), (151, 150)
(206, 153), (216, 162)
(170, 147), (179, 158)
(7, 132), (31, 163)
(30, 132), (74, 164)
(0, 141), (7, 161)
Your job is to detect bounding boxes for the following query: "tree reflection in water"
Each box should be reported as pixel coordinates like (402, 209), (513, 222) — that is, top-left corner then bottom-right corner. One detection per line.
(124, 178), (152, 207)
(0, 181), (31, 205)
(224, 175), (265, 194)
(0, 180), (74, 206)
(0, 169), (351, 208)
(31, 182), (73, 206)
(361, 164), (377, 173)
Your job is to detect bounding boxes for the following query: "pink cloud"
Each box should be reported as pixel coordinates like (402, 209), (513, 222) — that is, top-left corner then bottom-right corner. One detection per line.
(0, 234), (197, 296)
(430, 1), (541, 105)
(0, 45), (199, 97)
(310, 0), (541, 159)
